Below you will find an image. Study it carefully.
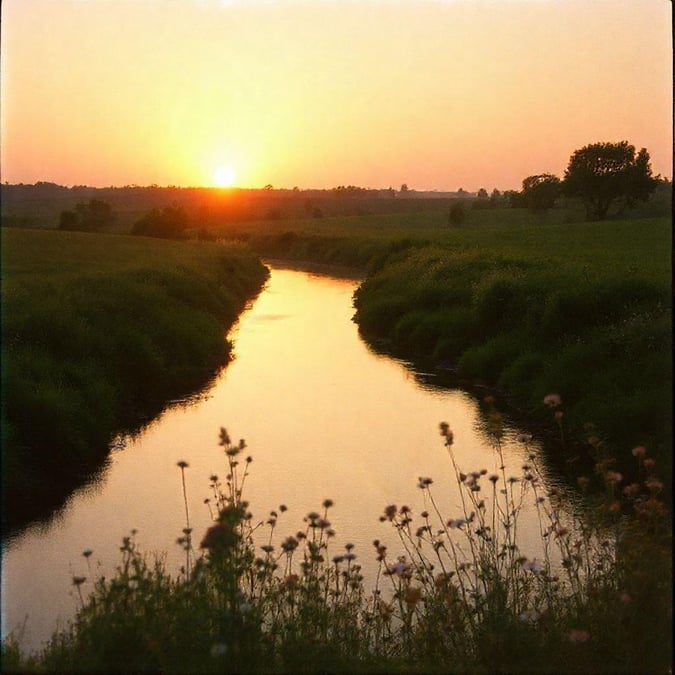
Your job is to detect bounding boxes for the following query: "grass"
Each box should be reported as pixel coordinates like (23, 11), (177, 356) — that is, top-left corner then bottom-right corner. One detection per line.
(211, 210), (672, 487)
(1, 228), (268, 534)
(2, 420), (670, 674)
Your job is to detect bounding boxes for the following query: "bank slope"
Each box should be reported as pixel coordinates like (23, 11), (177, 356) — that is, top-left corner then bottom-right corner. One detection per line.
(1, 228), (269, 533)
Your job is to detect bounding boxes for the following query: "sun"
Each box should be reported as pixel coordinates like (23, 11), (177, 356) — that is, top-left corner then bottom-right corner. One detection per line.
(214, 165), (236, 188)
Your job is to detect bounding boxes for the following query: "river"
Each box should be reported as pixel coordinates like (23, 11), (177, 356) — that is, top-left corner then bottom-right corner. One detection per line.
(1, 264), (572, 655)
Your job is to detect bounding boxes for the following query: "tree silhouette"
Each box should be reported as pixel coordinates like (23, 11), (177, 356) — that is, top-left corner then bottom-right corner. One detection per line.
(59, 199), (114, 231)
(521, 174), (562, 211)
(563, 141), (656, 220)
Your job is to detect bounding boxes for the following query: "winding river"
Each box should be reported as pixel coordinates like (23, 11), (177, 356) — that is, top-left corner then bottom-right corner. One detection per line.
(1, 264), (571, 655)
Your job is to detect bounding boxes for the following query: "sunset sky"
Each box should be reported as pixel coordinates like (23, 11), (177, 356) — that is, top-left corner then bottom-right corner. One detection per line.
(1, 0), (671, 191)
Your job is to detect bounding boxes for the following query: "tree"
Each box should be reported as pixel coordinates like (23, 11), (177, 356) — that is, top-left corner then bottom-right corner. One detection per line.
(472, 187), (490, 210)
(59, 199), (114, 231)
(448, 201), (466, 227)
(132, 205), (189, 238)
(521, 174), (562, 211)
(563, 141), (657, 220)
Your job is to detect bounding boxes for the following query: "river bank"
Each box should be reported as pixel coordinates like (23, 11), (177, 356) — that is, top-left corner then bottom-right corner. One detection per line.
(1, 228), (268, 535)
(226, 214), (672, 486)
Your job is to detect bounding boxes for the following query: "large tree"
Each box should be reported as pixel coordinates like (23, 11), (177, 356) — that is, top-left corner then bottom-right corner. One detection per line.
(563, 141), (656, 220)
(521, 173), (562, 211)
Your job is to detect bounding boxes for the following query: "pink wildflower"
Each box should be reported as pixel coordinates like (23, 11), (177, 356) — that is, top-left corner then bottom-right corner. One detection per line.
(543, 393), (562, 407)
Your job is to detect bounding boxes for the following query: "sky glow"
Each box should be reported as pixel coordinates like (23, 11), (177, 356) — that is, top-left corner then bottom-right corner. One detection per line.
(0, 0), (671, 190)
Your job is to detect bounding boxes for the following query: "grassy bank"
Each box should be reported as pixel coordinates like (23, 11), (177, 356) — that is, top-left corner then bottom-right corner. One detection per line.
(2, 425), (671, 673)
(1, 228), (268, 534)
(215, 213), (672, 483)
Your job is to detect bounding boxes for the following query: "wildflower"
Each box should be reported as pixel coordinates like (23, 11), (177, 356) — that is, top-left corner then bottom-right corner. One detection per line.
(322, 498), (334, 509)
(604, 471), (623, 484)
(417, 477), (433, 488)
(645, 478), (664, 493)
(404, 586), (422, 609)
(622, 483), (641, 497)
(281, 536), (298, 553)
(519, 609), (541, 623)
(82, 549), (93, 558)
(543, 393), (562, 407)
(488, 474), (499, 483)
(569, 629), (590, 643)
(72, 576), (86, 586)
(383, 505), (397, 521)
(176, 460), (189, 469)
(210, 643), (228, 658)
(447, 518), (466, 529)
(284, 574), (299, 588)
(200, 523), (239, 552)
(522, 559), (543, 575)
(344, 552), (356, 562)
(439, 422), (454, 445)
(631, 446), (647, 458)
(515, 433), (532, 443)
(218, 428), (231, 446)
(279, 504), (287, 512)
(643, 458), (656, 469)
(386, 561), (409, 576)
(261, 544), (274, 554)
(554, 411), (564, 421)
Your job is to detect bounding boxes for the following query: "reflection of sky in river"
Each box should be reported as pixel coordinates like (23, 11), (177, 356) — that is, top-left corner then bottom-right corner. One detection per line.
(1, 266), (575, 655)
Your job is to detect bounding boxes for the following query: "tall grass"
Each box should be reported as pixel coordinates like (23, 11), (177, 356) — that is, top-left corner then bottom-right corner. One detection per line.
(1, 228), (268, 534)
(350, 218), (672, 483)
(3, 417), (670, 674)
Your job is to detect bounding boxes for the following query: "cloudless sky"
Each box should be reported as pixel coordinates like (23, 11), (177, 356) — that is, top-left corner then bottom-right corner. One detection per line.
(0, 0), (672, 191)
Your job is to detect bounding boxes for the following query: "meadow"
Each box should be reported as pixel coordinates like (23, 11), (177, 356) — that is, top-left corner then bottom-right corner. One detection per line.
(1, 228), (268, 533)
(214, 208), (672, 488)
(0, 194), (672, 673)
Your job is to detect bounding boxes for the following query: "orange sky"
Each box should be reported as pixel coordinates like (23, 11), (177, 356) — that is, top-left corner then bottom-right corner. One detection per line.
(0, 0), (672, 191)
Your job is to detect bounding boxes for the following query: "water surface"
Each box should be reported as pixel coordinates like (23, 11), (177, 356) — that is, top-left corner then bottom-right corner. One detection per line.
(2, 265), (568, 654)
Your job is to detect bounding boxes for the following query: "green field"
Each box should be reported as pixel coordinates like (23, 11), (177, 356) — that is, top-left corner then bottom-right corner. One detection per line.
(1, 228), (268, 533)
(215, 211), (672, 483)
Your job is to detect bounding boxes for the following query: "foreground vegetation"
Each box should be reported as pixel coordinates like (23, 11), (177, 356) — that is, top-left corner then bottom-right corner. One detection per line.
(1, 228), (268, 533)
(3, 420), (670, 673)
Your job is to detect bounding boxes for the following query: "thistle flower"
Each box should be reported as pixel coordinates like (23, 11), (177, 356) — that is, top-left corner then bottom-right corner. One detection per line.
(176, 460), (189, 469)
(521, 559), (543, 575)
(543, 393), (562, 407)
(631, 446), (647, 458)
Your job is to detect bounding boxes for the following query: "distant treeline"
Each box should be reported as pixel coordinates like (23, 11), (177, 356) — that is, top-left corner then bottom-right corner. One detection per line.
(1, 183), (476, 231)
